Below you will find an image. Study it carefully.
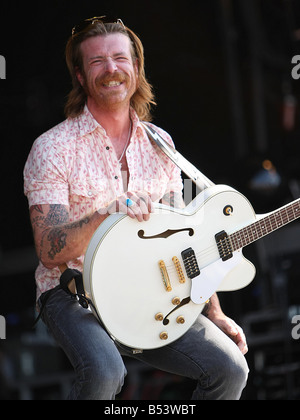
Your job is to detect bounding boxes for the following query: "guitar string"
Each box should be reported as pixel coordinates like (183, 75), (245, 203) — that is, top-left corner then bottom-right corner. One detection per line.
(162, 204), (300, 275)
(164, 245), (221, 272)
(164, 218), (291, 273)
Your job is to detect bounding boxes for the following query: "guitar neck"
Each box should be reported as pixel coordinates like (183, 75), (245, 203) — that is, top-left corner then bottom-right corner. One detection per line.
(230, 199), (300, 251)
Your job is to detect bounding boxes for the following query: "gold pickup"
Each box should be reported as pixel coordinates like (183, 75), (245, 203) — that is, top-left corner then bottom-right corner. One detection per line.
(172, 256), (186, 283)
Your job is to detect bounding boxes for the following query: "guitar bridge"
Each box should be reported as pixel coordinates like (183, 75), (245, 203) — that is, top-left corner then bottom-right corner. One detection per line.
(215, 230), (233, 261)
(158, 260), (172, 292)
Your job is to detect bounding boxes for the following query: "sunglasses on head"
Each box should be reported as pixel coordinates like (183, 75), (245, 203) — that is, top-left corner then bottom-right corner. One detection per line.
(72, 16), (125, 37)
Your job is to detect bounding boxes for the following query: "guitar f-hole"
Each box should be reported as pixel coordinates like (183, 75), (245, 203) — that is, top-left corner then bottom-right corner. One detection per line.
(138, 228), (194, 240)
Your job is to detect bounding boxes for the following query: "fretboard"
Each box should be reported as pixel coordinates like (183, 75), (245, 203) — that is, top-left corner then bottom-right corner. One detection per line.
(230, 199), (300, 251)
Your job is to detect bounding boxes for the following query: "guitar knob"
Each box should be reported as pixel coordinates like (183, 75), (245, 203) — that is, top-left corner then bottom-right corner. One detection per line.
(159, 332), (168, 340)
(172, 297), (181, 305)
(176, 316), (185, 324)
(155, 313), (164, 321)
(223, 205), (233, 216)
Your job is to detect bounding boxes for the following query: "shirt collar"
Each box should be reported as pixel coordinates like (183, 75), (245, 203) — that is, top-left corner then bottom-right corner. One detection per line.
(76, 104), (143, 139)
(75, 105), (101, 138)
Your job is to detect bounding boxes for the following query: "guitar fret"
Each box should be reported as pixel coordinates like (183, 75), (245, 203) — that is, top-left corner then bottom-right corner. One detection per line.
(270, 212), (278, 230)
(230, 199), (300, 252)
(283, 209), (288, 224)
(290, 205), (296, 220)
(254, 224), (261, 239)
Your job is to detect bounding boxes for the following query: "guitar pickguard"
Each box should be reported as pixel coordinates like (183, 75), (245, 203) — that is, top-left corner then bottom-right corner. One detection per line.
(190, 251), (243, 304)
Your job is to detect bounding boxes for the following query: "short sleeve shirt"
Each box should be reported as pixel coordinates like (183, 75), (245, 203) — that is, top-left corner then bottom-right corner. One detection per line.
(24, 106), (183, 299)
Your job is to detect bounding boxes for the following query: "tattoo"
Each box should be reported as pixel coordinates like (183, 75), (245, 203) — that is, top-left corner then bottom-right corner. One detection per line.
(47, 228), (67, 260)
(31, 205), (44, 215)
(46, 216), (90, 260)
(30, 204), (91, 261)
(31, 204), (69, 237)
(44, 204), (69, 226)
(68, 218), (90, 230)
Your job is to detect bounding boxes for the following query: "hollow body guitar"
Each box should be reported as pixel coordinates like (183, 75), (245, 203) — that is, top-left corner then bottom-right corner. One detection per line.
(83, 184), (300, 350)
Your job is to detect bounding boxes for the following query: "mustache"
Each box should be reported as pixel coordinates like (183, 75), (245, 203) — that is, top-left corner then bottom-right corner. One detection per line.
(95, 72), (128, 87)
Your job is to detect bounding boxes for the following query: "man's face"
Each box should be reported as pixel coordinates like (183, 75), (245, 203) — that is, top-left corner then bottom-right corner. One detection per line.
(77, 33), (139, 111)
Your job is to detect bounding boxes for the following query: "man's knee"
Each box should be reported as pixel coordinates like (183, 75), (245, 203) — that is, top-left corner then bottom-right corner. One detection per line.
(72, 350), (127, 400)
(215, 352), (249, 399)
(90, 360), (127, 398)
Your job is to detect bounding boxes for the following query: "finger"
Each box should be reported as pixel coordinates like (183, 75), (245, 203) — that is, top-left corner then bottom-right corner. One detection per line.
(130, 204), (145, 222)
(221, 319), (248, 355)
(137, 191), (154, 210)
(118, 198), (137, 219)
(127, 192), (152, 221)
(239, 342), (248, 355)
(121, 193), (145, 222)
(238, 332), (248, 355)
(236, 335), (248, 355)
(232, 325), (248, 355)
(219, 318), (238, 337)
(137, 192), (154, 220)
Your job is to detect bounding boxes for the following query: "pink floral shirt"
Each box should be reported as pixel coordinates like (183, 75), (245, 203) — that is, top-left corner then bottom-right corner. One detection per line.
(24, 105), (183, 299)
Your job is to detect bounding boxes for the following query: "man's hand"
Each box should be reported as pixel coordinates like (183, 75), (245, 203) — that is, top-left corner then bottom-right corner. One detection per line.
(98, 191), (155, 222)
(205, 294), (248, 355)
(211, 315), (248, 355)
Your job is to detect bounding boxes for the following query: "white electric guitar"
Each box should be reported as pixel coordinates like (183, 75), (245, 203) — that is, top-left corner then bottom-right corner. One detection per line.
(83, 126), (300, 350)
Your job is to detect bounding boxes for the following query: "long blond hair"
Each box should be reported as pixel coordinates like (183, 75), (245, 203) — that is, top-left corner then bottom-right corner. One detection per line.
(64, 22), (156, 121)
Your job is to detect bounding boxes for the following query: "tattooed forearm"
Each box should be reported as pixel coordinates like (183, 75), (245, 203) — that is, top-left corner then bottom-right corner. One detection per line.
(30, 203), (104, 268)
(47, 228), (68, 260)
(46, 218), (90, 260)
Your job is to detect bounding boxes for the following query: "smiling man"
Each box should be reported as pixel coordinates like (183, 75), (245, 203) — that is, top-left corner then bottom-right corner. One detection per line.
(24, 17), (248, 400)
(78, 34), (138, 108)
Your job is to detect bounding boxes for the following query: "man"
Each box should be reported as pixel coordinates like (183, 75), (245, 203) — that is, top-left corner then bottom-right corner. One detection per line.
(24, 17), (248, 400)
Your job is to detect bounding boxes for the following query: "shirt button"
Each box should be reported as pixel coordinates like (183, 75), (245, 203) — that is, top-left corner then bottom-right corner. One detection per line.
(88, 191), (93, 196)
(106, 146), (110, 150)
(114, 176), (118, 180)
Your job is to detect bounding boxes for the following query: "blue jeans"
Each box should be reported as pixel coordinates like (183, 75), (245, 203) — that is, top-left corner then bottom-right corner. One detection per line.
(39, 288), (249, 400)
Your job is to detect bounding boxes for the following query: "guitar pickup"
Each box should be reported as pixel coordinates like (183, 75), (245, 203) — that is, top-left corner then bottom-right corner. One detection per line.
(215, 230), (233, 261)
(181, 248), (200, 279)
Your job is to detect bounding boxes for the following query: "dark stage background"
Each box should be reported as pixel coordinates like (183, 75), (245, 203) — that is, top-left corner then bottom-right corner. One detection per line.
(1, 0), (300, 400)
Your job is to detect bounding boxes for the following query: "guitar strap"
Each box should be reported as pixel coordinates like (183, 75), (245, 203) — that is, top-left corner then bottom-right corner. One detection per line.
(34, 265), (91, 326)
(141, 122), (215, 190)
